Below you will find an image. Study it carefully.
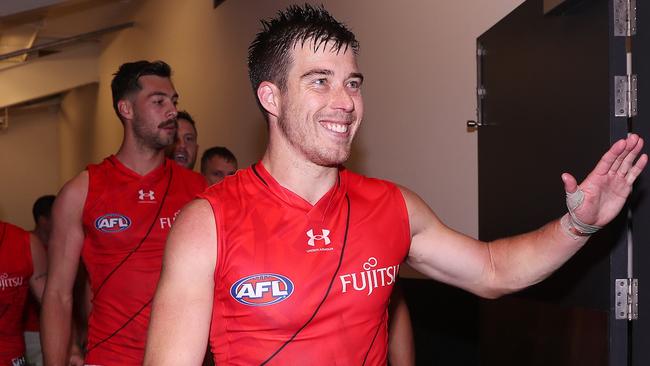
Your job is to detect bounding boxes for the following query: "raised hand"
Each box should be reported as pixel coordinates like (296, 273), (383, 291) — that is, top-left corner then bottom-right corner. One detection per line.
(561, 134), (647, 228)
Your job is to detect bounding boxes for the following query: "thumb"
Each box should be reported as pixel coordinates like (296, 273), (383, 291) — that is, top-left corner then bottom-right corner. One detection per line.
(562, 173), (578, 193)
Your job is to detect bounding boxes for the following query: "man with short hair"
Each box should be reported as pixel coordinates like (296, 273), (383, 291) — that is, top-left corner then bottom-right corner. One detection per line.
(200, 146), (238, 185)
(168, 110), (199, 170)
(144, 5), (647, 365)
(0, 221), (47, 366)
(42, 60), (206, 366)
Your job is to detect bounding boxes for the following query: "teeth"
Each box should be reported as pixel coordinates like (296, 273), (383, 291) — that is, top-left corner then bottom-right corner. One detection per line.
(323, 122), (349, 133)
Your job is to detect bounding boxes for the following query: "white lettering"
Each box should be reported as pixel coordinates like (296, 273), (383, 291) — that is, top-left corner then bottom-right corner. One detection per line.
(338, 258), (400, 296)
(340, 274), (352, 293)
(159, 217), (172, 229)
(271, 281), (288, 296)
(236, 283), (256, 298)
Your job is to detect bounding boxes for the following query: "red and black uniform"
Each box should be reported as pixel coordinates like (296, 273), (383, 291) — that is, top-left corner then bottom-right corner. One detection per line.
(0, 221), (31, 366)
(199, 163), (411, 365)
(82, 156), (206, 365)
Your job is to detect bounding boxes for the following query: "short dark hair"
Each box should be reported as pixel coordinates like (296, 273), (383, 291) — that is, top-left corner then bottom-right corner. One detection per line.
(111, 60), (172, 121)
(32, 195), (56, 223)
(248, 4), (359, 95)
(176, 110), (197, 135)
(200, 146), (237, 174)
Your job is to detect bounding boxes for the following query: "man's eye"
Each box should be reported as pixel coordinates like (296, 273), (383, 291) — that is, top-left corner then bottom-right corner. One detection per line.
(347, 80), (361, 89)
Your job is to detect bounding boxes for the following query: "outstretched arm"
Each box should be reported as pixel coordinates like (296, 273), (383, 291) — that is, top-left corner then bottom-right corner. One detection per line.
(407, 134), (647, 298)
(144, 199), (217, 366)
(41, 172), (88, 366)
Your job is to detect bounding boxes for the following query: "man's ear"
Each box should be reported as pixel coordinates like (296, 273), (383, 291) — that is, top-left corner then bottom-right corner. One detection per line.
(117, 99), (134, 121)
(257, 81), (281, 118)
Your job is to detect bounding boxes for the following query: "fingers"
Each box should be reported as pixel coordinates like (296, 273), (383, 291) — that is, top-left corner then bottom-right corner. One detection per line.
(617, 136), (645, 176)
(592, 138), (627, 175)
(562, 173), (578, 193)
(592, 134), (643, 177)
(626, 153), (648, 184)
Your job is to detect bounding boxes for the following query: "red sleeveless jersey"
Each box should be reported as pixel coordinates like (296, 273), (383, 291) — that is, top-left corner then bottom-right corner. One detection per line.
(0, 221), (31, 366)
(82, 156), (206, 365)
(199, 163), (411, 365)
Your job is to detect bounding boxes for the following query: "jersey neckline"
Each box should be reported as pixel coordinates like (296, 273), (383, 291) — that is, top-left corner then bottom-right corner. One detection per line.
(251, 162), (348, 221)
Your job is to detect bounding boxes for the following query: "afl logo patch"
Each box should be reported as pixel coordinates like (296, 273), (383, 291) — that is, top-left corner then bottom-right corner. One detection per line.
(230, 273), (294, 306)
(95, 214), (131, 233)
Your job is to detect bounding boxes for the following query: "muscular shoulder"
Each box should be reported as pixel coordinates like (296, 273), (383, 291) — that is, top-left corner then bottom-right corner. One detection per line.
(55, 170), (89, 219)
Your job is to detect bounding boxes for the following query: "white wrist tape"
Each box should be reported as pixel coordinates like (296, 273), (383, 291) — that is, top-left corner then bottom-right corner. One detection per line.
(565, 188), (602, 236)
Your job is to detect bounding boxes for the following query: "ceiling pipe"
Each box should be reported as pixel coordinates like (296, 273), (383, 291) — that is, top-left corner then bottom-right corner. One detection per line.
(0, 21), (134, 62)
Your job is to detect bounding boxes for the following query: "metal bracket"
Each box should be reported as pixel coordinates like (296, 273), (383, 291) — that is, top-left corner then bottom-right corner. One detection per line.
(614, 75), (638, 117)
(468, 44), (487, 130)
(615, 278), (638, 320)
(614, 0), (637, 36)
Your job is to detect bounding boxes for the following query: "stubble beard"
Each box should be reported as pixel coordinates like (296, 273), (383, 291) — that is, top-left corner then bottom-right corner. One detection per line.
(277, 110), (353, 168)
(132, 111), (177, 152)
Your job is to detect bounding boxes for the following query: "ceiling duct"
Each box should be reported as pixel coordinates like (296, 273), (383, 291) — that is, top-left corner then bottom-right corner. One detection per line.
(0, 21), (134, 62)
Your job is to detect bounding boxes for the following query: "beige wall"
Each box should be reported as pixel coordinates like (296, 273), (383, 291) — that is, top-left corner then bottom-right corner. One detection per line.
(59, 83), (99, 185)
(92, 0), (524, 238)
(0, 106), (60, 229)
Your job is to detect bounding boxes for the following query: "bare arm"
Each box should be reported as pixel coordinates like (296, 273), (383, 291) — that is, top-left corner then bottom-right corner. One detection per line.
(407, 134), (647, 299)
(41, 172), (88, 366)
(144, 199), (217, 366)
(387, 284), (415, 366)
(28, 233), (47, 302)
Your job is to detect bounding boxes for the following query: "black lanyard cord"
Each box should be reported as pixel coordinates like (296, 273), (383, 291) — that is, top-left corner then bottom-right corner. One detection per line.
(260, 193), (351, 365)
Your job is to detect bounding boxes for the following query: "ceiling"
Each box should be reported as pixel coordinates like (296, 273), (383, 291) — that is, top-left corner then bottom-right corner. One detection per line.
(0, 0), (138, 109)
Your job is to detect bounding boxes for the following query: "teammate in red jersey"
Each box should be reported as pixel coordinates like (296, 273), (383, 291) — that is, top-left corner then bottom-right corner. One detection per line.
(42, 60), (206, 366)
(145, 5), (647, 365)
(0, 221), (47, 366)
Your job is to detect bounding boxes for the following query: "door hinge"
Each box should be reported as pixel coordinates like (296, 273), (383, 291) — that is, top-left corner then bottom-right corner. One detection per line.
(614, 0), (637, 36)
(614, 74), (638, 117)
(615, 278), (638, 320)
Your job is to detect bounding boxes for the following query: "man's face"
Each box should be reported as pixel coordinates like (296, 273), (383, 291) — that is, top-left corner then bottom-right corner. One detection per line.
(275, 41), (364, 167)
(169, 118), (198, 169)
(129, 75), (179, 151)
(203, 156), (237, 185)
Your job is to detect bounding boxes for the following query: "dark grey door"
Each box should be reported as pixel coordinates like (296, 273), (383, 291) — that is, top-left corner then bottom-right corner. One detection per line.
(475, 0), (635, 364)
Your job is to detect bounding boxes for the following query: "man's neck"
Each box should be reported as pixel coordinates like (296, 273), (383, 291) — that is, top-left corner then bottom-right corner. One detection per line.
(261, 147), (339, 205)
(31, 227), (48, 246)
(115, 140), (166, 176)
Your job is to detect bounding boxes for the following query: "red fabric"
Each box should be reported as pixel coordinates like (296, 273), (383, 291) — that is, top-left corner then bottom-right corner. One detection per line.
(82, 156), (206, 365)
(199, 163), (410, 365)
(0, 221), (32, 365)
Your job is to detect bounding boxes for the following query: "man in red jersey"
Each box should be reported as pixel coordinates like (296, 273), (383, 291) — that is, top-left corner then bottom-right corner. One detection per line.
(145, 5), (647, 365)
(0, 221), (47, 366)
(42, 61), (207, 366)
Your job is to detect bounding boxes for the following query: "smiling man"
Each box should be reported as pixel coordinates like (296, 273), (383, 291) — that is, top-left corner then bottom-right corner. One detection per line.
(167, 110), (199, 170)
(144, 5), (647, 365)
(41, 61), (206, 366)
